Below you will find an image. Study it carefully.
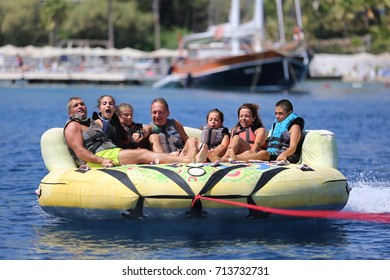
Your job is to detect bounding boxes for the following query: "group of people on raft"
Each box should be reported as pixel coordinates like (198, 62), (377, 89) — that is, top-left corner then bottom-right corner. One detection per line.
(64, 96), (304, 168)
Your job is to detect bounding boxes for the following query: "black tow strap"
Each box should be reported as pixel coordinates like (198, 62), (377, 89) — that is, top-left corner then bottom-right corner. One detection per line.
(199, 164), (247, 195)
(98, 169), (144, 219)
(140, 166), (195, 196)
(187, 164), (248, 218)
(98, 165), (289, 219)
(98, 169), (140, 196)
(251, 167), (287, 195)
(247, 166), (288, 218)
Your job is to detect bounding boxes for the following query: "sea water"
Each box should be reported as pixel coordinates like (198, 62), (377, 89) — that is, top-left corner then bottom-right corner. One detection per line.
(0, 80), (389, 262)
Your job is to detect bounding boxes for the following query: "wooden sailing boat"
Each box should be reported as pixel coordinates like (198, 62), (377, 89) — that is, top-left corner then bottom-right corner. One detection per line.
(153, 0), (311, 92)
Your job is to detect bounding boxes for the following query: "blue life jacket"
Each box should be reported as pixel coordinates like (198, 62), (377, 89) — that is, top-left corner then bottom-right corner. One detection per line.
(266, 113), (304, 160)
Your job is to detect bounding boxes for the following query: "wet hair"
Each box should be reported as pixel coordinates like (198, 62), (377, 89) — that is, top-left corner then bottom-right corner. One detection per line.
(235, 103), (264, 128)
(97, 95), (116, 108)
(206, 108), (224, 123)
(151, 97), (169, 112)
(275, 99), (293, 113)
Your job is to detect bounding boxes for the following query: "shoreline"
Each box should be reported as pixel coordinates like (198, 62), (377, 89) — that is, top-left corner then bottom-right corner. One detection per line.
(1, 52), (390, 85)
(309, 52), (390, 82)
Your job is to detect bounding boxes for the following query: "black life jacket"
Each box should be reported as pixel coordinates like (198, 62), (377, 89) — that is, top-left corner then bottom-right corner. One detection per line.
(200, 126), (230, 149)
(92, 111), (124, 147)
(64, 115), (115, 166)
(150, 119), (183, 153)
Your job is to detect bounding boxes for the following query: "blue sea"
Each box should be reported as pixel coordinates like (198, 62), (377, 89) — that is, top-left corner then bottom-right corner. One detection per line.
(1, 80), (389, 270)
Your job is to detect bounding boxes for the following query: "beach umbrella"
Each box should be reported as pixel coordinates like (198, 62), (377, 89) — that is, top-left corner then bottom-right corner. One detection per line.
(148, 48), (185, 58)
(119, 47), (147, 58)
(0, 44), (22, 56)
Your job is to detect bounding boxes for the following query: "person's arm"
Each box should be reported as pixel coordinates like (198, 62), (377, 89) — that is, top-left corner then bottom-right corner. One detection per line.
(276, 124), (301, 161)
(94, 118), (103, 128)
(64, 121), (106, 165)
(219, 128), (236, 159)
(132, 124), (152, 143)
(142, 124), (152, 139)
(250, 127), (267, 153)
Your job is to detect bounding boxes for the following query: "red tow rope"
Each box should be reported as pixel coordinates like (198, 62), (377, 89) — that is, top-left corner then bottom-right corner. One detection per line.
(192, 194), (390, 223)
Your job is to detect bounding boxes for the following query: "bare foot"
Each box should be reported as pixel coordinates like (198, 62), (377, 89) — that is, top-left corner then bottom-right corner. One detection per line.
(228, 148), (238, 161)
(220, 156), (229, 162)
(207, 151), (220, 163)
(183, 147), (197, 163)
(196, 143), (208, 163)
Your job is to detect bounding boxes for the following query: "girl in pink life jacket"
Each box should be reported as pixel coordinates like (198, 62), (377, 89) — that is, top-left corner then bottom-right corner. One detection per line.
(217, 103), (266, 162)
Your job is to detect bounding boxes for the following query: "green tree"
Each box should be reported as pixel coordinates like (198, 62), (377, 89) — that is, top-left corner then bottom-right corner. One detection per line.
(1, 0), (390, 53)
(60, 0), (155, 49)
(0, 0), (45, 46)
(40, 0), (69, 46)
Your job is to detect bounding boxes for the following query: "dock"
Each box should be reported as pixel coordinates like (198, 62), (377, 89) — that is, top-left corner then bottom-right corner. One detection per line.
(0, 45), (181, 85)
(0, 71), (163, 85)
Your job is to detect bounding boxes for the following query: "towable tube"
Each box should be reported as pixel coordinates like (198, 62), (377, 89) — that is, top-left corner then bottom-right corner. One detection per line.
(37, 127), (348, 220)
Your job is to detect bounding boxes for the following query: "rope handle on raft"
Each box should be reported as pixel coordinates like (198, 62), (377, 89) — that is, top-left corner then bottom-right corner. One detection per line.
(192, 194), (390, 224)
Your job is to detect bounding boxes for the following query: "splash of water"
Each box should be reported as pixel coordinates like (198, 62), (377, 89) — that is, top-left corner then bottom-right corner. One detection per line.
(345, 181), (390, 213)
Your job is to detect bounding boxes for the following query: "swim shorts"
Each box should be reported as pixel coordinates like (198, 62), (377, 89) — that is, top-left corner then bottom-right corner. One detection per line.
(87, 148), (122, 167)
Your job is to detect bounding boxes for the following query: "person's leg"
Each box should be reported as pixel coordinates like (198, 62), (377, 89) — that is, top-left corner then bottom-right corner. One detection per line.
(149, 134), (165, 153)
(224, 135), (250, 155)
(118, 148), (195, 165)
(229, 149), (270, 162)
(221, 135), (248, 162)
(235, 137), (251, 154)
(207, 150), (221, 162)
(180, 137), (198, 156)
(196, 143), (208, 163)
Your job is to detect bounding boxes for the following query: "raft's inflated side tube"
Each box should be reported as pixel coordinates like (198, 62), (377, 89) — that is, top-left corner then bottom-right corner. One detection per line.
(298, 130), (338, 169)
(183, 126), (202, 141)
(40, 128), (78, 171)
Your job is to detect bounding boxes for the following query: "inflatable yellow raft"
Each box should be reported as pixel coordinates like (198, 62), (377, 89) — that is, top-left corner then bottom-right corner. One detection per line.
(37, 127), (349, 220)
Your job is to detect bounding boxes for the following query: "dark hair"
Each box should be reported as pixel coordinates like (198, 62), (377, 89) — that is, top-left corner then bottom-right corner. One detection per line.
(275, 99), (293, 113)
(151, 97), (169, 112)
(97, 95), (116, 108)
(206, 108), (224, 123)
(235, 103), (264, 128)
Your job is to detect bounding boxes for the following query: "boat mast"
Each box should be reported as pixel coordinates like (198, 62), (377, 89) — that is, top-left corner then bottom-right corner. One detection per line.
(253, 0), (264, 52)
(294, 0), (303, 29)
(276, 0), (285, 44)
(153, 0), (161, 50)
(230, 0), (240, 55)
